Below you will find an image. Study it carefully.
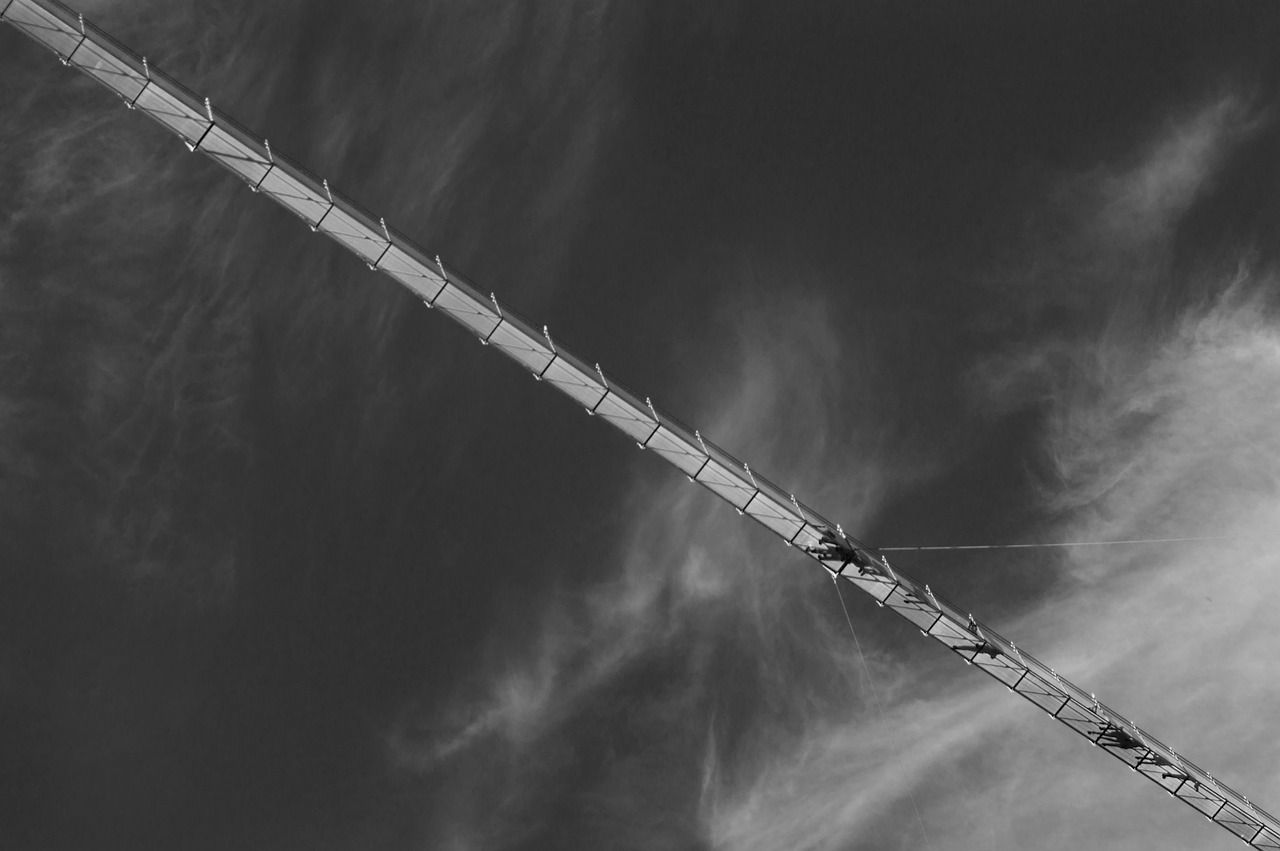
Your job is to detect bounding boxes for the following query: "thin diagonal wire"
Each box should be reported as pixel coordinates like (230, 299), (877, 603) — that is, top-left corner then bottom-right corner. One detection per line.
(878, 532), (1280, 552)
(832, 575), (935, 851)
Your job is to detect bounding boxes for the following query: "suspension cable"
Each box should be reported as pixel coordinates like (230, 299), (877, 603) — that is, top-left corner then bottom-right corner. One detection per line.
(879, 532), (1280, 552)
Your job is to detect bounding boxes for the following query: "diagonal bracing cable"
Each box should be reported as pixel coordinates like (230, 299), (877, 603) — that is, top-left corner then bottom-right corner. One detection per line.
(832, 576), (936, 851)
(4, 1), (1278, 846)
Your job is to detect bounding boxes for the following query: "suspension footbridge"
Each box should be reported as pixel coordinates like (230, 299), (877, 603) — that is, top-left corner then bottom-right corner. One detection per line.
(3, 1), (1276, 845)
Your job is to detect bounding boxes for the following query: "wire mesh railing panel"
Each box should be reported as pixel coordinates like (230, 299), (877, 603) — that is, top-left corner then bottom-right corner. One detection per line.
(485, 307), (557, 376)
(316, 194), (390, 265)
(131, 70), (210, 143)
(692, 445), (758, 510)
(591, 387), (659, 444)
(644, 422), (709, 478)
(3, 0), (82, 56)
(255, 163), (332, 226)
(68, 36), (147, 100)
(539, 346), (608, 409)
(374, 238), (447, 304)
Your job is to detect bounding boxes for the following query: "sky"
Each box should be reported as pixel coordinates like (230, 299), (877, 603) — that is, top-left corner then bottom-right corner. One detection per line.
(2, 1), (1280, 849)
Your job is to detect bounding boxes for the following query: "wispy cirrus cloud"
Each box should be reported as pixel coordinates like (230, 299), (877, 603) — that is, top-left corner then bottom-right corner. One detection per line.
(694, 90), (1280, 851)
(386, 87), (1280, 851)
(6, 7), (1276, 849)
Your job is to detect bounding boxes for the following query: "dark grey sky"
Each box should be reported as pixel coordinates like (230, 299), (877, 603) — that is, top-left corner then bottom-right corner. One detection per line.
(3, 2), (1280, 849)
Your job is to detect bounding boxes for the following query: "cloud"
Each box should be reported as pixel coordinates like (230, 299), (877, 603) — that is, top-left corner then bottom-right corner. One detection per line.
(1025, 277), (1280, 749)
(384, 278), (929, 846)
(0, 4), (659, 845)
(697, 93), (1280, 851)
(1093, 91), (1258, 243)
(384, 90), (1280, 850)
(9, 9), (1274, 848)
(971, 89), (1261, 390)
